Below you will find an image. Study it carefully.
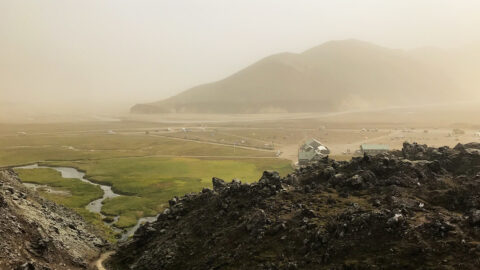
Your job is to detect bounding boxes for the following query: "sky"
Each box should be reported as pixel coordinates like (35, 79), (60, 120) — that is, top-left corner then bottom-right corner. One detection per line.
(1, 0), (480, 115)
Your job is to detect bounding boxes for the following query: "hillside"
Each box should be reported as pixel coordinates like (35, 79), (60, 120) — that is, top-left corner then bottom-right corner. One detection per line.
(131, 40), (459, 114)
(0, 169), (107, 269)
(108, 142), (480, 269)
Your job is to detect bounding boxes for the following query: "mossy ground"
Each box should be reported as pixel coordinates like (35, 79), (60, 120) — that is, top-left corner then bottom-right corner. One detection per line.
(4, 128), (292, 230)
(14, 168), (103, 208)
(14, 168), (117, 241)
(50, 157), (292, 228)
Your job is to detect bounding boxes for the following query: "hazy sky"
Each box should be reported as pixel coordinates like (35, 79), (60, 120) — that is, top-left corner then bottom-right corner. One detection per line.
(1, 0), (480, 114)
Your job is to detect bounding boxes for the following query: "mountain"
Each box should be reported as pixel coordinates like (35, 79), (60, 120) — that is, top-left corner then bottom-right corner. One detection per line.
(107, 142), (480, 269)
(131, 40), (462, 114)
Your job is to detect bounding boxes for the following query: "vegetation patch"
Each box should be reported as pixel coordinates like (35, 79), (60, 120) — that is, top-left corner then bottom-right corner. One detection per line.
(2, 124), (292, 231)
(48, 157), (293, 228)
(14, 168), (103, 208)
(0, 133), (275, 167)
(14, 168), (116, 241)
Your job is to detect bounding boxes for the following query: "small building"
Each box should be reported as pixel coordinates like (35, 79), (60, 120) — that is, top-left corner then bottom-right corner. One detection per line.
(298, 139), (330, 165)
(360, 144), (389, 156)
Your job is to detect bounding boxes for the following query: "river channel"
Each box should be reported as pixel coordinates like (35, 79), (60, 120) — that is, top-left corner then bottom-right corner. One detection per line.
(15, 163), (157, 241)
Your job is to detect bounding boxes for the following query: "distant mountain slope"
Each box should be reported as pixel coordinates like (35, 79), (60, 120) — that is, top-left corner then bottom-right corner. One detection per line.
(131, 40), (459, 114)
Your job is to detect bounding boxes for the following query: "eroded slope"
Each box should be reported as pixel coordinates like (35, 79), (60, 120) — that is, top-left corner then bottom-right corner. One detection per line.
(0, 169), (108, 269)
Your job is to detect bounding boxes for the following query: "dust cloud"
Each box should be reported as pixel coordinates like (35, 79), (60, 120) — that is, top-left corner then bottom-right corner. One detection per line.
(1, 1), (480, 122)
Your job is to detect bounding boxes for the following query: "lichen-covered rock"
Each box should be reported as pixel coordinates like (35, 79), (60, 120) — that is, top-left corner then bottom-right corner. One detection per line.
(0, 169), (106, 269)
(108, 143), (480, 270)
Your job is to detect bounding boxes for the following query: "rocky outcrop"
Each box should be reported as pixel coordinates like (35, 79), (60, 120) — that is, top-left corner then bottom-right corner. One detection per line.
(0, 169), (107, 270)
(108, 143), (480, 270)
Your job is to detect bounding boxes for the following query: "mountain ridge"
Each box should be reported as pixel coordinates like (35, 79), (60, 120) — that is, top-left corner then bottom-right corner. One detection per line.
(131, 40), (467, 114)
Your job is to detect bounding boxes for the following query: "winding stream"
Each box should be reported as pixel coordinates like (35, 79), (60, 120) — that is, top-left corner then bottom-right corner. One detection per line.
(15, 163), (157, 241)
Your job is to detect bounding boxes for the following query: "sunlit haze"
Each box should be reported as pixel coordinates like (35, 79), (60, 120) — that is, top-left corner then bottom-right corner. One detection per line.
(3, 3), (480, 268)
(1, 0), (480, 119)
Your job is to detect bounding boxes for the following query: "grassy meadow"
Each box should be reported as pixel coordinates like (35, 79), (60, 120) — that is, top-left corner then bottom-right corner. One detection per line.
(13, 168), (117, 240)
(14, 168), (103, 208)
(1, 122), (293, 233)
(49, 157), (292, 228)
(0, 132), (275, 167)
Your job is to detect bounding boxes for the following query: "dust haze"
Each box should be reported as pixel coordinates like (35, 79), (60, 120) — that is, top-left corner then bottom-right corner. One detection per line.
(3, 3), (480, 268)
(1, 0), (480, 122)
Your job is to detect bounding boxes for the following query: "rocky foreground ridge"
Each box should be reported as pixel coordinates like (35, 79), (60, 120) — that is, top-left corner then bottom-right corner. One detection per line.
(0, 169), (107, 269)
(108, 142), (480, 269)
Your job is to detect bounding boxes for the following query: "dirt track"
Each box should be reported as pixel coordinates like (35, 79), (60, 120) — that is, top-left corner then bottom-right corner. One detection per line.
(95, 251), (115, 270)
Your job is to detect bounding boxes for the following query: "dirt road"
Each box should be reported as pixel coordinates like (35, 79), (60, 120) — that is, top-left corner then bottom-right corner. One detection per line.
(94, 251), (115, 270)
